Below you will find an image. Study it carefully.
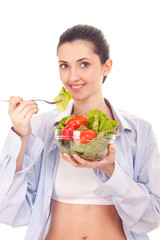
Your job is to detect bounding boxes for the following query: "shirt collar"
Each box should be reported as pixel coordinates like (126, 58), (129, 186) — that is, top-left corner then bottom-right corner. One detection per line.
(104, 99), (132, 135)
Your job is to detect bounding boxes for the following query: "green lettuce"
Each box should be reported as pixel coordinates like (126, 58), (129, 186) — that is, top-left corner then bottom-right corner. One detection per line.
(54, 114), (75, 130)
(54, 87), (71, 111)
(56, 131), (115, 161)
(87, 109), (119, 134)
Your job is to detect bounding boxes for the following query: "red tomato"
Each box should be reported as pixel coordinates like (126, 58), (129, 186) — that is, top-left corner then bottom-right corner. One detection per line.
(66, 115), (87, 129)
(80, 129), (97, 144)
(61, 124), (74, 140)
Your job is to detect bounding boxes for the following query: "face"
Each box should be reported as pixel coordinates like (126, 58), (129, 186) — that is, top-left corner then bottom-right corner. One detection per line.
(57, 40), (112, 101)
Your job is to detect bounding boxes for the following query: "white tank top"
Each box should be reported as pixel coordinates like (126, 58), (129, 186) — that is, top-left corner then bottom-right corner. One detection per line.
(52, 156), (113, 205)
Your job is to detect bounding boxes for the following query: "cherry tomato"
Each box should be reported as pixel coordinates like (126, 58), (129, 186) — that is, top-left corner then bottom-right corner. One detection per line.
(65, 115), (87, 130)
(61, 124), (74, 140)
(80, 129), (97, 144)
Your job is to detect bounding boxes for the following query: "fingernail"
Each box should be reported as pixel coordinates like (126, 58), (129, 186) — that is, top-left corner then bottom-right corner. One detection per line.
(64, 153), (68, 158)
(110, 145), (114, 151)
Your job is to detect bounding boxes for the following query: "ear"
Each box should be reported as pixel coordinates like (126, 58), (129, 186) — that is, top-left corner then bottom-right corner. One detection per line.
(103, 59), (113, 76)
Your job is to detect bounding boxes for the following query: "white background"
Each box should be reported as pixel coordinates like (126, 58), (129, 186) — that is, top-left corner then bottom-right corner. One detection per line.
(0, 0), (160, 239)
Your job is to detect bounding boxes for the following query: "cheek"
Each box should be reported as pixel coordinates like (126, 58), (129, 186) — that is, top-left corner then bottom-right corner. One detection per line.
(59, 70), (68, 84)
(88, 66), (103, 80)
(83, 69), (97, 83)
(88, 70), (103, 85)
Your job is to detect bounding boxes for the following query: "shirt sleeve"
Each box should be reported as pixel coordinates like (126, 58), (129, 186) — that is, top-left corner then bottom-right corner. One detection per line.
(94, 125), (160, 234)
(0, 128), (44, 226)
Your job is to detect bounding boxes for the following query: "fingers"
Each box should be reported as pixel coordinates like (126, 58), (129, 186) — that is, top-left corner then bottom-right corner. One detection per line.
(8, 96), (39, 137)
(24, 106), (38, 122)
(9, 97), (38, 118)
(60, 152), (81, 167)
(60, 144), (116, 170)
(73, 154), (99, 168)
(107, 144), (116, 156)
(9, 96), (23, 112)
(109, 144), (116, 152)
(60, 152), (99, 168)
(15, 101), (38, 118)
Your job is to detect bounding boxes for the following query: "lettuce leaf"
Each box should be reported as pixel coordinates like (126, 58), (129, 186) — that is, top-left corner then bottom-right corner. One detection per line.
(69, 132), (114, 160)
(54, 114), (75, 129)
(54, 87), (71, 111)
(87, 109), (119, 133)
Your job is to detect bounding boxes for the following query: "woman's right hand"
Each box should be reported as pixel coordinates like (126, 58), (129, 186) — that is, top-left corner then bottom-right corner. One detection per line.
(8, 96), (38, 138)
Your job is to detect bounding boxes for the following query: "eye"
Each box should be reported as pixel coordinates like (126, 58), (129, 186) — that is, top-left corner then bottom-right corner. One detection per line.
(59, 64), (69, 69)
(81, 62), (90, 68)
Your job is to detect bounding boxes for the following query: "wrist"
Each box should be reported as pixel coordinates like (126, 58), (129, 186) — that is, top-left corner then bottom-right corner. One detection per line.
(20, 134), (30, 145)
(103, 163), (115, 178)
(12, 127), (30, 139)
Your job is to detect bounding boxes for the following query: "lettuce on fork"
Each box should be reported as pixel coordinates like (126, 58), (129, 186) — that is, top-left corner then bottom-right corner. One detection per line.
(54, 87), (71, 111)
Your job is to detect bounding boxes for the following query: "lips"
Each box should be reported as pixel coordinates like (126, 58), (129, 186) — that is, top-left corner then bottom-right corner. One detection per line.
(69, 84), (85, 92)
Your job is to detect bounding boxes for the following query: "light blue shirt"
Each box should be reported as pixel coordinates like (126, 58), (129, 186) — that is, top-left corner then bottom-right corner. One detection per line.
(0, 99), (160, 240)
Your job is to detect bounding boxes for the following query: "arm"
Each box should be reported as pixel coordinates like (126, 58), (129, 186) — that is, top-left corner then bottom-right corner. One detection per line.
(0, 97), (44, 226)
(0, 129), (44, 226)
(94, 125), (160, 234)
(8, 96), (38, 172)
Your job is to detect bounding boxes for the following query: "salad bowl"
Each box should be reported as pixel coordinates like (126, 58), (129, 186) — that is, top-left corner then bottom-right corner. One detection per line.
(55, 129), (115, 161)
(54, 109), (118, 161)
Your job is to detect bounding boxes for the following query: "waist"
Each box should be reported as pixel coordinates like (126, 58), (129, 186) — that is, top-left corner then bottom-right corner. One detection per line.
(45, 200), (127, 240)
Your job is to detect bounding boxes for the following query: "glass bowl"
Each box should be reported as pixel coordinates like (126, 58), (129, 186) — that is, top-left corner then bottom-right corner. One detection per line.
(55, 129), (115, 161)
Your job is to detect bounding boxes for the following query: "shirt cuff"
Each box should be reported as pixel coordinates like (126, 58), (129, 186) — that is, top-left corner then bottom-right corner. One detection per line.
(2, 128), (22, 161)
(93, 161), (149, 202)
(20, 133), (44, 173)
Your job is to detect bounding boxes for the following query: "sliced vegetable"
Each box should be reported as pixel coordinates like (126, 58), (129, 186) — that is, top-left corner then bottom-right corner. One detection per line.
(54, 114), (75, 130)
(79, 129), (97, 144)
(61, 124), (74, 140)
(66, 115), (87, 129)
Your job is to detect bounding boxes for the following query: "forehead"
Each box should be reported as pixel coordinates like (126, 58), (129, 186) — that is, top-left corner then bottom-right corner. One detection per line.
(57, 40), (97, 61)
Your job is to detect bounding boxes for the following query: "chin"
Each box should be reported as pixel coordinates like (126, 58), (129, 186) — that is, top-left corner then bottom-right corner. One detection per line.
(71, 95), (82, 101)
(72, 94), (89, 102)
(70, 92), (83, 100)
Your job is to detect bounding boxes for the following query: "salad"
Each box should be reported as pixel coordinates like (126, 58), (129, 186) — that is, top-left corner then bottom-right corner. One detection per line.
(55, 109), (119, 161)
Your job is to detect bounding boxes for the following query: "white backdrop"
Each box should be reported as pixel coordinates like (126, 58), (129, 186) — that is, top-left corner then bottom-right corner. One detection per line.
(0, 0), (160, 239)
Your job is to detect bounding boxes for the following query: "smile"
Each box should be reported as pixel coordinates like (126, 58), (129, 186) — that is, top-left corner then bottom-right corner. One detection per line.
(69, 84), (85, 92)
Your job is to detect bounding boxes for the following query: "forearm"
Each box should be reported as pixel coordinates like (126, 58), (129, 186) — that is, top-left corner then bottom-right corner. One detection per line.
(0, 129), (44, 225)
(15, 134), (30, 173)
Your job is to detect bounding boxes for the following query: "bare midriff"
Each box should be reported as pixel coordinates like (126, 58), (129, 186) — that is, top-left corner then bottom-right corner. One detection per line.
(45, 199), (127, 240)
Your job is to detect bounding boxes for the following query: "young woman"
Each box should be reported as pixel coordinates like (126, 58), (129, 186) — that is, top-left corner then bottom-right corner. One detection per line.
(0, 25), (160, 240)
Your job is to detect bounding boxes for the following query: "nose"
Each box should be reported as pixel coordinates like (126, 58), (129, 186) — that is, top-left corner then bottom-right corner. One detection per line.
(69, 67), (80, 81)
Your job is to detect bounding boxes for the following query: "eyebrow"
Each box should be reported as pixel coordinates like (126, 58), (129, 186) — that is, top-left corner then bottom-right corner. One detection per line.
(58, 57), (91, 63)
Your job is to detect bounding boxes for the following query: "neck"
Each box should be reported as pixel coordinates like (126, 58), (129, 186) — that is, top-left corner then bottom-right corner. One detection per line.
(72, 95), (113, 119)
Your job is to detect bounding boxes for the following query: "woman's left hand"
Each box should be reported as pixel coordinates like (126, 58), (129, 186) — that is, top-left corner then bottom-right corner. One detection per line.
(60, 144), (116, 178)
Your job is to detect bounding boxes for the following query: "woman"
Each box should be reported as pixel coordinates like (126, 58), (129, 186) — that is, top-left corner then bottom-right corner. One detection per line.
(0, 25), (160, 240)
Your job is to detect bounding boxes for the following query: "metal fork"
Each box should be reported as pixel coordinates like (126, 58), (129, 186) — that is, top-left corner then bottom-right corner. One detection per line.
(0, 99), (62, 104)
